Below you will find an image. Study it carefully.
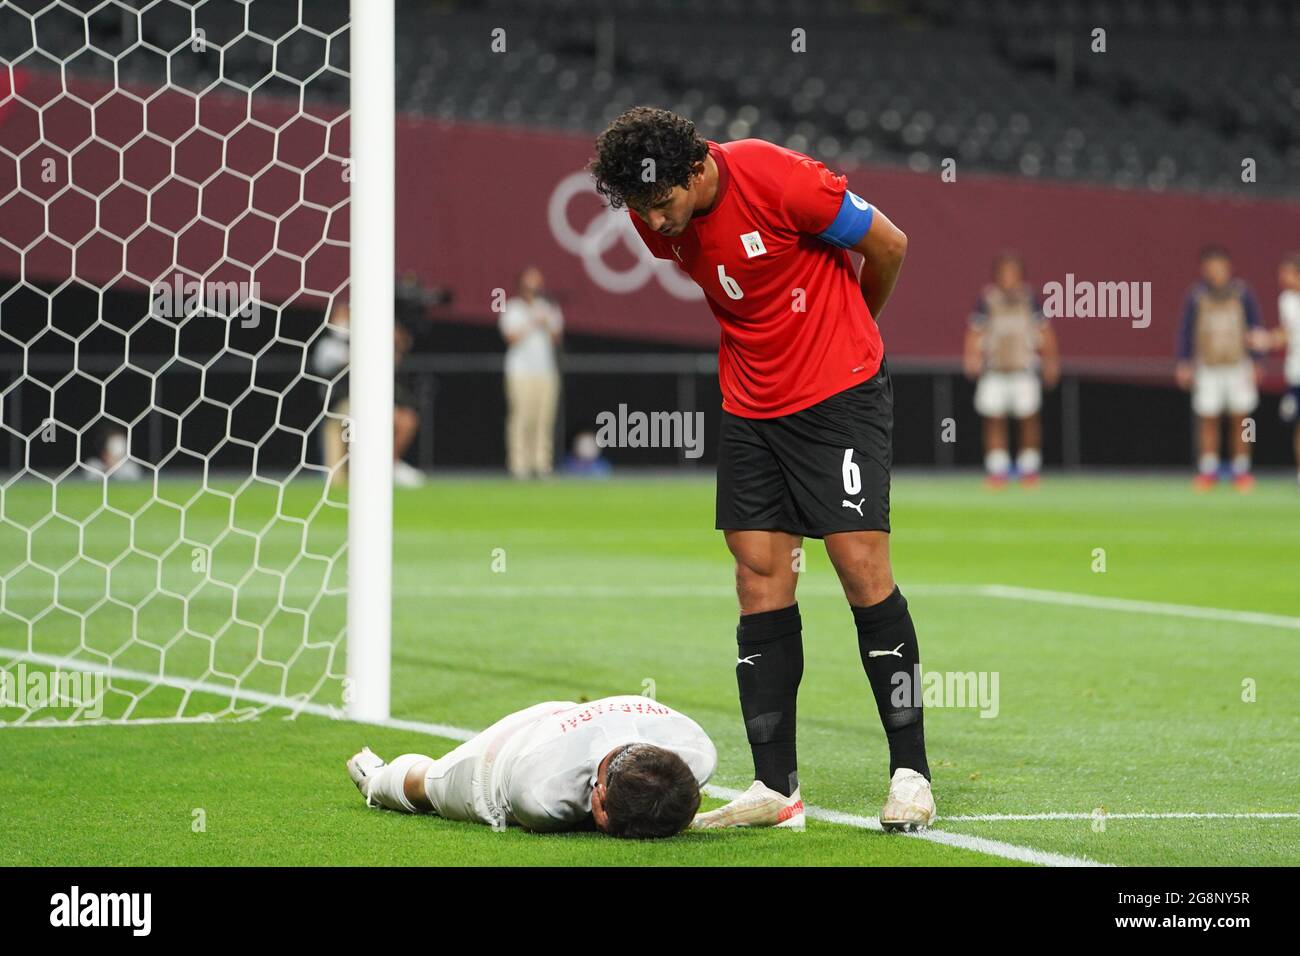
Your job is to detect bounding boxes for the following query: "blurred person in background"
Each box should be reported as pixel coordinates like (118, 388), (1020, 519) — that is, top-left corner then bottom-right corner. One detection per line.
(391, 319), (424, 487)
(500, 266), (563, 479)
(562, 429), (612, 478)
(312, 299), (426, 488)
(314, 300), (350, 486)
(81, 425), (142, 481)
(963, 253), (1059, 488)
(1248, 251), (1300, 487)
(1175, 247), (1263, 493)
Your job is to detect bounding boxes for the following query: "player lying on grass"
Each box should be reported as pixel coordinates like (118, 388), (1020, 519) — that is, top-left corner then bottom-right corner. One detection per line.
(590, 107), (936, 832)
(347, 695), (716, 838)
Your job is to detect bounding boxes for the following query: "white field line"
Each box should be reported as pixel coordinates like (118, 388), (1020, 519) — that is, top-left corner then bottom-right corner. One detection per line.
(942, 812), (1300, 821)
(0, 648), (322, 714)
(0, 663), (1101, 868)
(6, 654), (1295, 864)
(700, 785), (1109, 867)
(972, 584), (1300, 631)
(5, 582), (1297, 632)
(6, 667), (1291, 824)
(394, 582), (1300, 630)
(0, 648), (482, 741)
(5, 578), (1299, 866)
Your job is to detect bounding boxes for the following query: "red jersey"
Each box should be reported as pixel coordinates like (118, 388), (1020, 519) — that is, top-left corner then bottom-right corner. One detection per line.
(630, 139), (884, 418)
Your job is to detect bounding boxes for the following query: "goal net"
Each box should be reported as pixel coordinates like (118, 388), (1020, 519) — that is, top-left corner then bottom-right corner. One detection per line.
(0, 0), (390, 725)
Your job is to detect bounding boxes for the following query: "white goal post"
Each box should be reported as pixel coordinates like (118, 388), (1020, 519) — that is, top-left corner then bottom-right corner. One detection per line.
(344, 0), (394, 722)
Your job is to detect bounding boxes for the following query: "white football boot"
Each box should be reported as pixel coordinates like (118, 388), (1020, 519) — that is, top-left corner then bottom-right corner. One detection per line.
(346, 746), (387, 807)
(879, 768), (936, 832)
(690, 780), (805, 831)
(393, 461), (426, 488)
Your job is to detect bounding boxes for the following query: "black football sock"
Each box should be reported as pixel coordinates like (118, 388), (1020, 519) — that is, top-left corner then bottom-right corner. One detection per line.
(735, 603), (803, 797)
(852, 586), (931, 781)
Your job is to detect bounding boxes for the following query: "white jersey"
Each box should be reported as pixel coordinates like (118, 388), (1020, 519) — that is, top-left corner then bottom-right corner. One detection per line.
(490, 695), (716, 832)
(1281, 289), (1300, 385)
(500, 295), (562, 377)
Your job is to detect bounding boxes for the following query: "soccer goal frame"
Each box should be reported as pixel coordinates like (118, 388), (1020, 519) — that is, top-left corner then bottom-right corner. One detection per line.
(0, 0), (396, 728)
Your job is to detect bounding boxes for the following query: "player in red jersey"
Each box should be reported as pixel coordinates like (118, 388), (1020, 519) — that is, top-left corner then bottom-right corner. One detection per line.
(589, 107), (935, 831)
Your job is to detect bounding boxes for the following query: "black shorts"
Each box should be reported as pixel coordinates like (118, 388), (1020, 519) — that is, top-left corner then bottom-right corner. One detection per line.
(715, 359), (893, 538)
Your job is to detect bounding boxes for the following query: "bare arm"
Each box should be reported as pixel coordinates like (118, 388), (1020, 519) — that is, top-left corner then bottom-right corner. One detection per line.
(963, 326), (984, 380)
(549, 306), (563, 346)
(850, 206), (908, 320)
(1247, 326), (1287, 351)
(1039, 323), (1060, 388)
(1175, 294), (1196, 389)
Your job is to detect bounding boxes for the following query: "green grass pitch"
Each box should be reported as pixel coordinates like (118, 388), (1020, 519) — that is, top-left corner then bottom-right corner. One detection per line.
(1, 473), (1297, 865)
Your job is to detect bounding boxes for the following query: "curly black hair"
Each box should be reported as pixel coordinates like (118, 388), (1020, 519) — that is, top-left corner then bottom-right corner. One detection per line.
(602, 744), (701, 839)
(588, 106), (710, 210)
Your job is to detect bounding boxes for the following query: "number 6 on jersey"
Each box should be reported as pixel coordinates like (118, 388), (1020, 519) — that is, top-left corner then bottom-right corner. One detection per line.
(717, 264), (744, 300)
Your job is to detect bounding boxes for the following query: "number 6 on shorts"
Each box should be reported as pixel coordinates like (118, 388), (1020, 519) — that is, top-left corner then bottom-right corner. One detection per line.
(841, 448), (861, 495)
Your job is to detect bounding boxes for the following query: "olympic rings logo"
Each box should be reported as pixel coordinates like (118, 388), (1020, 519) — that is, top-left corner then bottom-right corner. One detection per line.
(547, 170), (703, 301)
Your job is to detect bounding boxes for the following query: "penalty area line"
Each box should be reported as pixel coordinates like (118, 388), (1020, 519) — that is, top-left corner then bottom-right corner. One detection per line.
(14, 686), (1286, 867)
(702, 784), (1110, 868)
(5, 653), (1283, 865)
(965, 584), (1300, 631)
(407, 582), (1300, 630)
(942, 811), (1300, 821)
(0, 660), (1104, 866)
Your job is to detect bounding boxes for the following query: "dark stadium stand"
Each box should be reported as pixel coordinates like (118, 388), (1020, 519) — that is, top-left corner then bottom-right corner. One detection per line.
(394, 0), (1300, 195)
(0, 0), (1294, 195)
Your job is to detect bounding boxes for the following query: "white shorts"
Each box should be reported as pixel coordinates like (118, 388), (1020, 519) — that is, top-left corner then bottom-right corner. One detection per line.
(422, 700), (573, 827)
(974, 371), (1041, 419)
(1192, 362), (1257, 418)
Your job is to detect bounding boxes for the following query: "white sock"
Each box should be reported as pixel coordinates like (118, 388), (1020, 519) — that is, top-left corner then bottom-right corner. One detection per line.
(985, 449), (1011, 476)
(1016, 448), (1041, 475)
(1231, 454), (1250, 476)
(365, 753), (427, 813)
(1198, 454), (1219, 475)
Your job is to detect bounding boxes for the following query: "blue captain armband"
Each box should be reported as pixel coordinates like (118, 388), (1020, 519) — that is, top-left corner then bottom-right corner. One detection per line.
(816, 191), (874, 249)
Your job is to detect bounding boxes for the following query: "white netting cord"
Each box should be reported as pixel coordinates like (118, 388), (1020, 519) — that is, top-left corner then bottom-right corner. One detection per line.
(0, 0), (352, 724)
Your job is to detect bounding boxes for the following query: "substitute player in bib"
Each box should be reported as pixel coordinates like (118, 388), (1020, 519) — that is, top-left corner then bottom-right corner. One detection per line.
(1249, 251), (1300, 486)
(347, 695), (716, 838)
(963, 253), (1059, 488)
(589, 107), (935, 831)
(1175, 246), (1265, 492)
